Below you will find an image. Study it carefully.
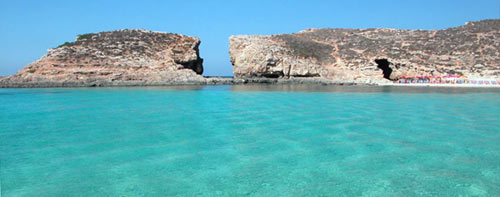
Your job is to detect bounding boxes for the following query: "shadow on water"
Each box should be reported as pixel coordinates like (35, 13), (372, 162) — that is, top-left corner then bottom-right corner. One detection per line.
(229, 84), (500, 94)
(0, 90), (66, 96)
(0, 86), (207, 95)
(1, 84), (500, 95)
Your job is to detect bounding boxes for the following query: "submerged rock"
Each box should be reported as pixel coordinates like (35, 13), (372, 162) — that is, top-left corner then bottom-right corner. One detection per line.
(0, 29), (206, 87)
(229, 19), (500, 84)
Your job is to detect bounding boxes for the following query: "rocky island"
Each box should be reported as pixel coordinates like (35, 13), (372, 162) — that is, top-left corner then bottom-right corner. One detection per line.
(1, 19), (499, 88)
(230, 19), (500, 84)
(0, 29), (209, 87)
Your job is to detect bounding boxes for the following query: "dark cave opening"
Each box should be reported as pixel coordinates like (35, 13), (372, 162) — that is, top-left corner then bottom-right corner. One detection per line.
(178, 58), (204, 75)
(375, 59), (393, 80)
(261, 71), (284, 78)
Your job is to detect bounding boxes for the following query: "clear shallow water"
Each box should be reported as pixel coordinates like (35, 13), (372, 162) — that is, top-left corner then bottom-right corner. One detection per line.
(1, 85), (500, 196)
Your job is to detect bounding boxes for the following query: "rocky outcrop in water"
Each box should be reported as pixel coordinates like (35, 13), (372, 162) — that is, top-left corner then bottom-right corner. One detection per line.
(230, 19), (500, 84)
(0, 29), (206, 87)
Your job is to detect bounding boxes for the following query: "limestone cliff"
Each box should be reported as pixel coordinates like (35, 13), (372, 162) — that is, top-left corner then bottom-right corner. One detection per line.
(0, 29), (205, 87)
(230, 19), (500, 84)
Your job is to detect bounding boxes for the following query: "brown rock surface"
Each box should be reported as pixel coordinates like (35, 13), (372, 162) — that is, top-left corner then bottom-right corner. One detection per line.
(0, 29), (205, 87)
(230, 19), (500, 84)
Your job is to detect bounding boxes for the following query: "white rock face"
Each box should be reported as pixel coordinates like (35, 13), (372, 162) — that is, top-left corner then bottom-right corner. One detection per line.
(230, 19), (500, 84)
(1, 29), (206, 87)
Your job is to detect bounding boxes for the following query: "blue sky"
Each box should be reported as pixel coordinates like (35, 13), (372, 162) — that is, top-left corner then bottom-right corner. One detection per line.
(1, 0), (499, 76)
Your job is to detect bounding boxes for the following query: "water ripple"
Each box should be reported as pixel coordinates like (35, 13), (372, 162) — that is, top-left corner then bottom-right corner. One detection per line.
(1, 86), (499, 196)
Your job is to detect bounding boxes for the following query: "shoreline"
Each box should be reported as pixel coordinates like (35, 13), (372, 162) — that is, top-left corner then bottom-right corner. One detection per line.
(0, 77), (356, 88)
(383, 83), (500, 88)
(1, 77), (500, 88)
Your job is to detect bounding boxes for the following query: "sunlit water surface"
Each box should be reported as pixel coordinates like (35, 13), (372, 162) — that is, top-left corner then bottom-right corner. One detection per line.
(1, 85), (499, 196)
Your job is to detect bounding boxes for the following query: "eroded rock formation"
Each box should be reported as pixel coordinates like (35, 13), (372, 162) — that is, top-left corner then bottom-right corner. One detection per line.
(0, 29), (205, 87)
(230, 19), (500, 84)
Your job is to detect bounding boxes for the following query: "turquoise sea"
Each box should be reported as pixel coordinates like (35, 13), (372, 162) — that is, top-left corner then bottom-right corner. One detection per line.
(1, 85), (500, 196)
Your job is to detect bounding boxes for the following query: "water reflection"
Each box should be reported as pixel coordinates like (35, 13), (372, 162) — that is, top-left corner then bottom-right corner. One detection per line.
(1, 84), (499, 94)
(229, 84), (500, 94)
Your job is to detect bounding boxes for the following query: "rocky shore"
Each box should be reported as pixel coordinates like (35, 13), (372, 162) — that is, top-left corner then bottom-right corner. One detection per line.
(230, 19), (500, 84)
(1, 19), (499, 88)
(0, 76), (359, 88)
(0, 76), (360, 88)
(0, 29), (206, 88)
